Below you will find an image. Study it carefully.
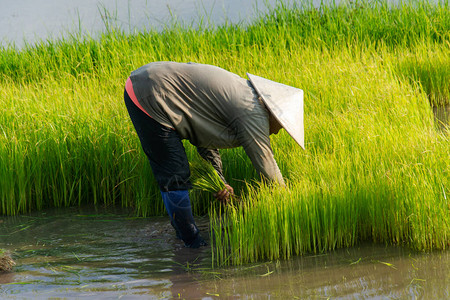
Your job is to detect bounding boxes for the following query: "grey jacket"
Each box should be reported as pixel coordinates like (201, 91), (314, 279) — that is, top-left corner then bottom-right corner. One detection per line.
(130, 62), (284, 184)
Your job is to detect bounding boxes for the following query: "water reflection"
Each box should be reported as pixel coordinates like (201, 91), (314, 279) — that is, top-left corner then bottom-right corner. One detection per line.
(0, 208), (448, 299)
(189, 245), (449, 299)
(0, 207), (211, 298)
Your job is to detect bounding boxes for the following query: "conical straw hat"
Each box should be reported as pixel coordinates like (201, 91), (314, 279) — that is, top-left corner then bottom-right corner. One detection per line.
(247, 73), (304, 149)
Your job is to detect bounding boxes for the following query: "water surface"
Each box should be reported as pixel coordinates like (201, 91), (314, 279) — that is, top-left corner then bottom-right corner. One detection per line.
(0, 0), (283, 48)
(1, 208), (448, 299)
(1, 0), (438, 48)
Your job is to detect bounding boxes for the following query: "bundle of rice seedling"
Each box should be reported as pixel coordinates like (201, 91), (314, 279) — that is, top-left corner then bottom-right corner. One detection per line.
(190, 159), (241, 205)
(0, 249), (15, 272)
(190, 160), (226, 194)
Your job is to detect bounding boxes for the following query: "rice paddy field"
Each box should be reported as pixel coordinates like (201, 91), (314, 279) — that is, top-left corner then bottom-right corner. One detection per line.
(0, 0), (449, 267)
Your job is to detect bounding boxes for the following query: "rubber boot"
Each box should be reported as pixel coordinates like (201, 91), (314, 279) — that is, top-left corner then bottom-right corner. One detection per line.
(161, 190), (206, 248)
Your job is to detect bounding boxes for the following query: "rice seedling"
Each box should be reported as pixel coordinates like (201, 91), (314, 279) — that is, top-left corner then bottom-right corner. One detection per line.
(190, 160), (226, 195)
(0, 249), (15, 272)
(0, 1), (449, 266)
(394, 44), (450, 107)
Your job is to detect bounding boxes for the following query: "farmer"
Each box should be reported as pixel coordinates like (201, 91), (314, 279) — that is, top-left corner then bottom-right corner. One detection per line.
(124, 62), (304, 248)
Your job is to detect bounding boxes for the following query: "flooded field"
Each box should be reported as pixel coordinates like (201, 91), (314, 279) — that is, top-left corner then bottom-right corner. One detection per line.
(0, 208), (448, 299)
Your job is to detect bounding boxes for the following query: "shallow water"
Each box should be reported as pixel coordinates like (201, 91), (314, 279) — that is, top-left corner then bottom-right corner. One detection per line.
(0, 208), (448, 299)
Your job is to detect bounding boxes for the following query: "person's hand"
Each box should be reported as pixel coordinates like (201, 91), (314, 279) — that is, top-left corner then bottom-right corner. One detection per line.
(214, 184), (234, 204)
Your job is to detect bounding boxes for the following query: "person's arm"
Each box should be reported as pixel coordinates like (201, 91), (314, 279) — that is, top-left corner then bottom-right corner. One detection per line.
(236, 110), (285, 186)
(242, 137), (285, 186)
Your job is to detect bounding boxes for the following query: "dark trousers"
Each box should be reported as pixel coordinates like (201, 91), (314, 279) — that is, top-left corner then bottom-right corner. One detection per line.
(124, 90), (192, 192)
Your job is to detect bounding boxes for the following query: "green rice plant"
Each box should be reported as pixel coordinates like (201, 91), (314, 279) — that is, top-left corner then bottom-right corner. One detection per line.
(189, 154), (243, 215)
(189, 158), (226, 215)
(394, 44), (450, 107)
(210, 38), (449, 265)
(190, 159), (226, 194)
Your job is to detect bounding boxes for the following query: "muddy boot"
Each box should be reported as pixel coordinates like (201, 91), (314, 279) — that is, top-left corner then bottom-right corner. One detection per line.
(161, 190), (207, 248)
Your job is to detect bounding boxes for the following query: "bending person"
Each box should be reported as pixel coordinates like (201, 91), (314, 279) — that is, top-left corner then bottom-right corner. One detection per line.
(124, 62), (304, 248)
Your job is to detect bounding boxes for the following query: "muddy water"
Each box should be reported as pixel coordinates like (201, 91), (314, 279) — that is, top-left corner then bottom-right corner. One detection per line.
(0, 208), (448, 299)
